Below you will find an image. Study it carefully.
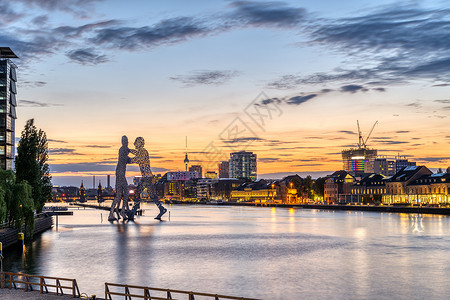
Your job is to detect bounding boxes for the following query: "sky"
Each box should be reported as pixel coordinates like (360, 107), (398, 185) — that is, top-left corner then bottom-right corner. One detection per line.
(2, 0), (449, 187)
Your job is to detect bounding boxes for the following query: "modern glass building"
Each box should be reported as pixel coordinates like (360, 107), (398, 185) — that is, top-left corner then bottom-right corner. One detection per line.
(0, 47), (18, 170)
(229, 151), (257, 181)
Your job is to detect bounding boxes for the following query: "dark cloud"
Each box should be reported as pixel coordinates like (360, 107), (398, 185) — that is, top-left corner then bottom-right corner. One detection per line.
(256, 93), (317, 107)
(14, 0), (102, 17)
(228, 1), (306, 27)
(340, 85), (368, 93)
(395, 131), (410, 133)
(258, 157), (280, 162)
(91, 17), (209, 50)
(286, 94), (317, 105)
(434, 100), (450, 104)
(418, 157), (450, 162)
(84, 145), (112, 148)
(373, 87), (386, 92)
(406, 102), (421, 108)
(48, 139), (67, 143)
(267, 5), (450, 89)
(433, 83), (450, 87)
(19, 100), (63, 107)
(338, 130), (356, 134)
(66, 48), (109, 65)
(21, 81), (47, 87)
(170, 70), (240, 86)
(48, 148), (82, 155)
(0, 3), (24, 25)
(376, 140), (409, 145)
(223, 137), (263, 144)
(31, 15), (49, 26)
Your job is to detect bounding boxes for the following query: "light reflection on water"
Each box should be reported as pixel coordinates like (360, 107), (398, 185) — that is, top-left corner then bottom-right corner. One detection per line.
(4, 204), (450, 299)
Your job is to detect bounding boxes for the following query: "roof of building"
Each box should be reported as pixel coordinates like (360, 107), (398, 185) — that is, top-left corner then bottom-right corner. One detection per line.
(0, 47), (18, 58)
(409, 172), (450, 186)
(389, 166), (431, 182)
(234, 179), (275, 191)
(356, 173), (386, 186)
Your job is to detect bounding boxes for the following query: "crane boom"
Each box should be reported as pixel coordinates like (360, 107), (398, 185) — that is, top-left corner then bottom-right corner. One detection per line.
(357, 120), (363, 148)
(363, 121), (378, 148)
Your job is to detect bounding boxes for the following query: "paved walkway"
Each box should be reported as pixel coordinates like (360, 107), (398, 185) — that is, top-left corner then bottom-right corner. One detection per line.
(0, 288), (87, 299)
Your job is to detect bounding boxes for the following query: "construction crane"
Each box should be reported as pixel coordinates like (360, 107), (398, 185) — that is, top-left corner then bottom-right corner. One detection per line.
(357, 120), (378, 149)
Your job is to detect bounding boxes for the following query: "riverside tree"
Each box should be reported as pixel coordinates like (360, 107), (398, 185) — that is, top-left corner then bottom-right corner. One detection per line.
(15, 119), (52, 213)
(0, 169), (35, 238)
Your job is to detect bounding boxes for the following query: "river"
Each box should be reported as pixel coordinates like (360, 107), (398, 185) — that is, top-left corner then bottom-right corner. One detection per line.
(3, 203), (450, 299)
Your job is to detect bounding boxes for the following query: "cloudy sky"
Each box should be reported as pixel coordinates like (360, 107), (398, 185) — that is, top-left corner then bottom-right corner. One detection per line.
(3, 0), (449, 186)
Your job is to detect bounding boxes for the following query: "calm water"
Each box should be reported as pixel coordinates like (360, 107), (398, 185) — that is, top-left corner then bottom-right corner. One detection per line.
(4, 203), (450, 299)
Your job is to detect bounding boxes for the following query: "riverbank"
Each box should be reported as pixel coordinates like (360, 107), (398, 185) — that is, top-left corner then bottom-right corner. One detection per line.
(0, 214), (53, 248)
(70, 200), (450, 216)
(0, 289), (76, 300)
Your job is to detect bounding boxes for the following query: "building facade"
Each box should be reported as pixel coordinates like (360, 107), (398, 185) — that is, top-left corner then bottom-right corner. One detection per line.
(382, 166), (432, 204)
(229, 151), (257, 181)
(324, 171), (355, 203)
(0, 48), (18, 170)
(189, 165), (202, 178)
(218, 161), (229, 178)
(342, 148), (377, 175)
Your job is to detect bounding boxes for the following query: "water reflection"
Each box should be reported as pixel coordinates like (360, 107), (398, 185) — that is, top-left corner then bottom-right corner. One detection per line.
(3, 205), (450, 299)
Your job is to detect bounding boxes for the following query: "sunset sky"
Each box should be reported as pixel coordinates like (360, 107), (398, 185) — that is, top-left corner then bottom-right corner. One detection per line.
(2, 0), (449, 187)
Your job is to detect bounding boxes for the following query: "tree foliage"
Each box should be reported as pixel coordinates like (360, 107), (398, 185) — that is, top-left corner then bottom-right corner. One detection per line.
(0, 169), (35, 238)
(15, 119), (52, 213)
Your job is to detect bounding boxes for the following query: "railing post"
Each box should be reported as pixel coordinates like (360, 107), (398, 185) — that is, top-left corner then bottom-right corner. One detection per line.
(40, 277), (43, 294)
(72, 279), (75, 298)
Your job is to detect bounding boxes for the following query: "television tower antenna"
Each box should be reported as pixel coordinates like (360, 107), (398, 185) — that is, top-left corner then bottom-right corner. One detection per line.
(184, 136), (189, 171)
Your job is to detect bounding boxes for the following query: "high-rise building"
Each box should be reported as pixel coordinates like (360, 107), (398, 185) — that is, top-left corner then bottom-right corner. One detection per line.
(189, 165), (202, 178)
(0, 47), (18, 170)
(218, 161), (229, 178)
(374, 157), (396, 176)
(342, 148), (378, 175)
(395, 156), (416, 173)
(229, 151), (257, 181)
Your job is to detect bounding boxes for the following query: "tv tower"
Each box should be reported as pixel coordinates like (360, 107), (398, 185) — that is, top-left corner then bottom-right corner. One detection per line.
(184, 136), (189, 171)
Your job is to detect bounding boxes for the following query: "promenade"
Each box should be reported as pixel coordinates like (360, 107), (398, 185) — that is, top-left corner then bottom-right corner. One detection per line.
(0, 289), (77, 299)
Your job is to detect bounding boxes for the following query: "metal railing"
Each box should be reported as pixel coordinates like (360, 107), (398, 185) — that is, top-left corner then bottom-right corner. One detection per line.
(1, 272), (80, 298)
(105, 282), (260, 300)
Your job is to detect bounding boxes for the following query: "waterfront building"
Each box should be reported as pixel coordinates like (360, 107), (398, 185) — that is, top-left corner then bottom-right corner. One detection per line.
(229, 151), (257, 181)
(166, 171), (198, 181)
(230, 179), (277, 203)
(218, 161), (229, 178)
(0, 47), (18, 170)
(395, 156), (416, 173)
(342, 148), (377, 175)
(382, 166), (432, 204)
(324, 171), (355, 204)
(205, 171), (218, 179)
(405, 172), (450, 204)
(97, 181), (103, 203)
(373, 158), (396, 176)
(213, 178), (244, 200)
(79, 182), (86, 202)
(351, 173), (387, 203)
(197, 178), (218, 200)
(277, 175), (301, 203)
(189, 165), (202, 178)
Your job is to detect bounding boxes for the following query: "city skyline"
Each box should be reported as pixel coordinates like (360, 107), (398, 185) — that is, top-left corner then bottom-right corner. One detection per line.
(2, 0), (449, 186)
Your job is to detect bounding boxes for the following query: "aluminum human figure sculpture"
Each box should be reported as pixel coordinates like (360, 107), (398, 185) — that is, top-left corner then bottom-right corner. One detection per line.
(129, 137), (167, 220)
(108, 135), (131, 221)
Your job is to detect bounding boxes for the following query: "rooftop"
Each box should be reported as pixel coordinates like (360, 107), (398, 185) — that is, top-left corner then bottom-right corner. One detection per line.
(0, 47), (18, 58)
